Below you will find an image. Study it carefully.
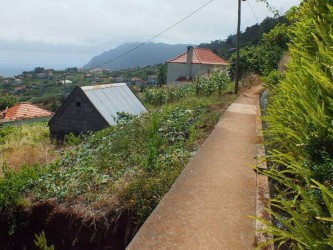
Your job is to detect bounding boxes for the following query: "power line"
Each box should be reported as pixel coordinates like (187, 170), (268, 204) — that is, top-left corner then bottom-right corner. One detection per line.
(91, 0), (215, 69)
(246, 0), (265, 34)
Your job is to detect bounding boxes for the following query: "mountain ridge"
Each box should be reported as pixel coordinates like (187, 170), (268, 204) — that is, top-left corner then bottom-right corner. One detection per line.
(84, 42), (192, 70)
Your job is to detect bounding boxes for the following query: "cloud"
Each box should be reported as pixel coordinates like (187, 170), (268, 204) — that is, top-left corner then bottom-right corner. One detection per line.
(0, 0), (301, 73)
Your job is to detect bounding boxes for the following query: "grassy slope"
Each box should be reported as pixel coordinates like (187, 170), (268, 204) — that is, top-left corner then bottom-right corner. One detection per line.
(0, 123), (60, 174)
(0, 76), (236, 230)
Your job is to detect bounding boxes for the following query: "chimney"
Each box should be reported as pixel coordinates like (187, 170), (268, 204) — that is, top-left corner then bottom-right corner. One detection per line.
(187, 46), (194, 80)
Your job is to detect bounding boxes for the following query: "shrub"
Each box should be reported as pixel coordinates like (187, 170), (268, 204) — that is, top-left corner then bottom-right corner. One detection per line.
(263, 69), (284, 87)
(142, 88), (168, 105)
(211, 70), (229, 94)
(0, 95), (18, 110)
(142, 72), (230, 105)
(194, 71), (229, 96)
(259, 0), (333, 248)
(228, 23), (290, 79)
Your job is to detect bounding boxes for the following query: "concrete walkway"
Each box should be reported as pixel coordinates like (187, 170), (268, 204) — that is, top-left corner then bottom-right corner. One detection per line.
(127, 85), (264, 250)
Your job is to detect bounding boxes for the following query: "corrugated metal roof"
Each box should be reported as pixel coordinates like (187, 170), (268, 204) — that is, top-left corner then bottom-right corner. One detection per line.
(81, 83), (147, 125)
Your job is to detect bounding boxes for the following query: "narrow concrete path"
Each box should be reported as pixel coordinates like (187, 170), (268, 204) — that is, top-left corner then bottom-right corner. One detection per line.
(127, 85), (263, 250)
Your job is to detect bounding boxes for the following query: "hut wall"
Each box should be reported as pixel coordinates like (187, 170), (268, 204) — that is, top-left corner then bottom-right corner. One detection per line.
(49, 87), (108, 139)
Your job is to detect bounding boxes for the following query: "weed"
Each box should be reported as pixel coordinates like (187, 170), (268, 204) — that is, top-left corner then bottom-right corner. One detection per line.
(34, 231), (55, 250)
(0, 123), (60, 173)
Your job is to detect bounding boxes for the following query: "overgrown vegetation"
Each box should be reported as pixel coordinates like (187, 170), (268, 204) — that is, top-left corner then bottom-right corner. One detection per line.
(0, 95), (18, 110)
(0, 123), (59, 174)
(0, 73), (235, 234)
(228, 23), (290, 79)
(157, 64), (167, 86)
(257, 0), (333, 248)
(142, 70), (230, 105)
(199, 16), (289, 60)
(0, 65), (160, 112)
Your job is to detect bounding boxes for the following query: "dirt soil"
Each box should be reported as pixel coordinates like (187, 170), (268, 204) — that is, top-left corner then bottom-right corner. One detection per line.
(0, 201), (138, 249)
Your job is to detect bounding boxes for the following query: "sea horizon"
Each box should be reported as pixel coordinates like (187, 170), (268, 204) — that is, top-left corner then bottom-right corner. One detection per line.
(0, 67), (35, 78)
(0, 66), (74, 78)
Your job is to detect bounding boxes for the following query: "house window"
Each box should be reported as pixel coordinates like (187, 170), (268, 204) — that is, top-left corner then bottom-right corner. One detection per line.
(76, 101), (81, 107)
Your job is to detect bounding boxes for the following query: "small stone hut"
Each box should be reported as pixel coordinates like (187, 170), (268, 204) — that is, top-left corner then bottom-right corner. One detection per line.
(48, 83), (147, 139)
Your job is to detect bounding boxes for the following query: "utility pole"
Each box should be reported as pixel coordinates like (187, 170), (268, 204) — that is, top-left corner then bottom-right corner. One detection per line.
(235, 0), (245, 94)
(63, 73), (66, 99)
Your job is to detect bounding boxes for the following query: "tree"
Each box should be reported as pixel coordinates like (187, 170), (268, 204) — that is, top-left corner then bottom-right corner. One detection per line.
(157, 64), (167, 86)
(34, 67), (45, 74)
(228, 23), (290, 79)
(0, 95), (18, 110)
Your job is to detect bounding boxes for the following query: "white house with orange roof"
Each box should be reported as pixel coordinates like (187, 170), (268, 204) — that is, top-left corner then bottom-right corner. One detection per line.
(0, 102), (54, 127)
(166, 46), (229, 84)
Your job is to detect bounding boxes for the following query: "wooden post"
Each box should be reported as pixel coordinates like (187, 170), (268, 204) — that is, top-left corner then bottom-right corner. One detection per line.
(63, 73), (66, 99)
(235, 0), (244, 94)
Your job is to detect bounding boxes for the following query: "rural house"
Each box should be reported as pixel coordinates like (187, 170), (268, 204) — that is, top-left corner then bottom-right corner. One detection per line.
(166, 46), (229, 84)
(0, 102), (54, 127)
(59, 79), (73, 85)
(48, 83), (147, 139)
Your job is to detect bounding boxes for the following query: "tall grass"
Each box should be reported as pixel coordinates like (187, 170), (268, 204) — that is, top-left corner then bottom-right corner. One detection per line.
(258, 0), (333, 248)
(0, 123), (59, 174)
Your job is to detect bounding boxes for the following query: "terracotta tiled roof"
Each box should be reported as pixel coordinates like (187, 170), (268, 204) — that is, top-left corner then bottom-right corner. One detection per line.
(167, 48), (229, 65)
(2, 102), (53, 121)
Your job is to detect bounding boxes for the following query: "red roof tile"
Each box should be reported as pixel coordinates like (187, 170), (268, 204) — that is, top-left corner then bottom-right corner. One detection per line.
(167, 48), (228, 65)
(2, 102), (53, 121)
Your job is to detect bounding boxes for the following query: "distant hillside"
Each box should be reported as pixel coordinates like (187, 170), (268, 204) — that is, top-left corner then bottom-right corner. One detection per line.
(84, 42), (191, 70)
(198, 16), (289, 59)
(85, 16), (288, 70)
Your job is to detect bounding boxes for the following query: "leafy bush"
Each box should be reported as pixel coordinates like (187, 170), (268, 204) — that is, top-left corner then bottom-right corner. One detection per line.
(142, 88), (168, 105)
(258, 170), (333, 249)
(0, 126), (16, 145)
(263, 69), (284, 87)
(142, 71), (230, 105)
(211, 70), (229, 94)
(0, 163), (44, 234)
(194, 71), (229, 96)
(64, 133), (81, 146)
(157, 64), (167, 86)
(228, 23), (290, 79)
(142, 84), (194, 105)
(259, 0), (333, 248)
(0, 163), (41, 212)
(0, 95), (18, 110)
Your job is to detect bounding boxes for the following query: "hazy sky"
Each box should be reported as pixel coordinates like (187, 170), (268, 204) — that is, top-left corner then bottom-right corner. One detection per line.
(0, 0), (301, 76)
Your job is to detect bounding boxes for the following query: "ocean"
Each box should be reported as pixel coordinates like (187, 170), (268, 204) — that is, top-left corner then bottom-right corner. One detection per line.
(0, 67), (32, 77)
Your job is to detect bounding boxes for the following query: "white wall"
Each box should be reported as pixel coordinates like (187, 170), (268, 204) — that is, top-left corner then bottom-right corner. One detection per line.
(167, 63), (228, 84)
(167, 63), (188, 83)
